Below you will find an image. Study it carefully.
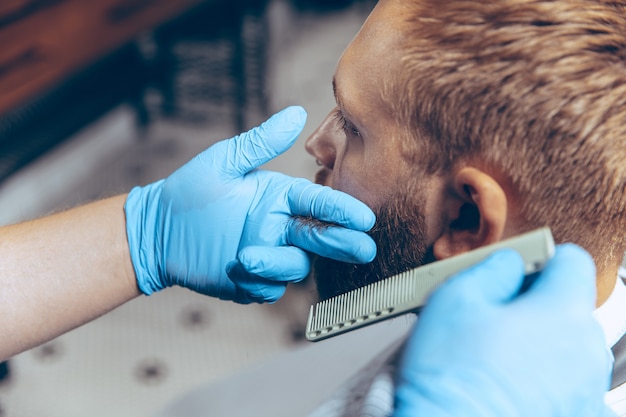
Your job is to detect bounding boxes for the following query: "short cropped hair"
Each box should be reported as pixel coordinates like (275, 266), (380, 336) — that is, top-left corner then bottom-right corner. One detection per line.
(388, 0), (626, 271)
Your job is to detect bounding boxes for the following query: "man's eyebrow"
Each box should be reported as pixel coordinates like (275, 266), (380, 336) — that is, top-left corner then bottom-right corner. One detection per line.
(332, 76), (344, 108)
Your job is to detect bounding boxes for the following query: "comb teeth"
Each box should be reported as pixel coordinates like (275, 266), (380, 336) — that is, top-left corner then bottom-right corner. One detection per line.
(306, 269), (419, 340)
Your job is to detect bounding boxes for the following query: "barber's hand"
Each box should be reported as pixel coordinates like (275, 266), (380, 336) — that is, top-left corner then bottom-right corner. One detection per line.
(394, 244), (616, 417)
(124, 106), (376, 303)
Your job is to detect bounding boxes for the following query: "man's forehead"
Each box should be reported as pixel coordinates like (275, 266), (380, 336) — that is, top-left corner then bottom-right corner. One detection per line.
(358, 0), (409, 41)
(338, 0), (407, 79)
(333, 1), (407, 119)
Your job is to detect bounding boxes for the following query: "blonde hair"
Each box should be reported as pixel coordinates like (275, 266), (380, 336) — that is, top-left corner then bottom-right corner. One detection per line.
(387, 0), (626, 271)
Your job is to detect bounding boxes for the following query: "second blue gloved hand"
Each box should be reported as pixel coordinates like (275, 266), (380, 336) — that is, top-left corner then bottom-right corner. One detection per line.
(394, 244), (615, 417)
(124, 106), (376, 303)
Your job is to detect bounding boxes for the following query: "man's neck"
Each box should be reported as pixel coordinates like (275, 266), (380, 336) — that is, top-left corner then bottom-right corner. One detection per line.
(596, 268), (621, 307)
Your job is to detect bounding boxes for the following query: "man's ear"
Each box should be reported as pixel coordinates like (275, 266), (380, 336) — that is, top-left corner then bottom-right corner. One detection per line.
(433, 167), (508, 260)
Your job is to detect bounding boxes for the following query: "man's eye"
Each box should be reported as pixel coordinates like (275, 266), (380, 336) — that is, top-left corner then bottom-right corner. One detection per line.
(333, 109), (361, 137)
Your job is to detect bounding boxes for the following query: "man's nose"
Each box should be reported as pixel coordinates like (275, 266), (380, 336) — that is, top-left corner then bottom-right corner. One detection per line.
(305, 111), (339, 170)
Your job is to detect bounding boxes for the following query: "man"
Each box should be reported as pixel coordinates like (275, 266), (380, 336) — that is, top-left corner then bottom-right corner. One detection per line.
(303, 0), (626, 414)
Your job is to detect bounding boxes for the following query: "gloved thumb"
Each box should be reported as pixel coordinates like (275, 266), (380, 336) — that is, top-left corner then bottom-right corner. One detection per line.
(434, 249), (526, 308)
(522, 243), (596, 309)
(225, 106), (307, 176)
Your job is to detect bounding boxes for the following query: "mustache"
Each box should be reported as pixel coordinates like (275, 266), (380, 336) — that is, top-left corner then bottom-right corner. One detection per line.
(314, 168), (331, 187)
(312, 189), (432, 301)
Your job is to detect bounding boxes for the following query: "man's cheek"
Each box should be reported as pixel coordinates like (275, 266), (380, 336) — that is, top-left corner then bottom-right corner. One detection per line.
(336, 174), (390, 210)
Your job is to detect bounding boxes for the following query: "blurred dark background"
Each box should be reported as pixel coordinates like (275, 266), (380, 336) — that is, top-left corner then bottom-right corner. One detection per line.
(0, 0), (374, 184)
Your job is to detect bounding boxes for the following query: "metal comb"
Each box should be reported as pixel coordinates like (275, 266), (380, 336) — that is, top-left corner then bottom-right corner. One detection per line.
(305, 227), (555, 342)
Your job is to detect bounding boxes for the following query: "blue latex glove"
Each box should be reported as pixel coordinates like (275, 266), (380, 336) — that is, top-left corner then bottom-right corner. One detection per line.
(394, 244), (616, 417)
(124, 106), (376, 303)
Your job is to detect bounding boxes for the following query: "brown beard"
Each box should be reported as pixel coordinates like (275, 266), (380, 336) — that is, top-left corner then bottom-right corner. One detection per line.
(312, 186), (434, 301)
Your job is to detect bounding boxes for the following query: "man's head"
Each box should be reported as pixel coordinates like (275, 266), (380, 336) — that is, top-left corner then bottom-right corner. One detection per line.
(306, 0), (626, 304)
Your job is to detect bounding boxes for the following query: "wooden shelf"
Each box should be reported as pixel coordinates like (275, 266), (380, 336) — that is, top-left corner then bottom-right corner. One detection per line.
(0, 0), (208, 115)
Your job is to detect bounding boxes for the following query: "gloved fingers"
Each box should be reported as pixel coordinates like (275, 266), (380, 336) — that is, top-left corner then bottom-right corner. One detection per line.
(430, 249), (526, 307)
(230, 246), (311, 281)
(287, 181), (376, 232)
(221, 106), (307, 177)
(226, 258), (296, 304)
(226, 260), (286, 303)
(286, 219), (376, 264)
(522, 243), (596, 309)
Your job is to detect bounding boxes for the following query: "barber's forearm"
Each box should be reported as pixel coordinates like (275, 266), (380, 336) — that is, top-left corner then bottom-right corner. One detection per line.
(0, 194), (141, 360)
